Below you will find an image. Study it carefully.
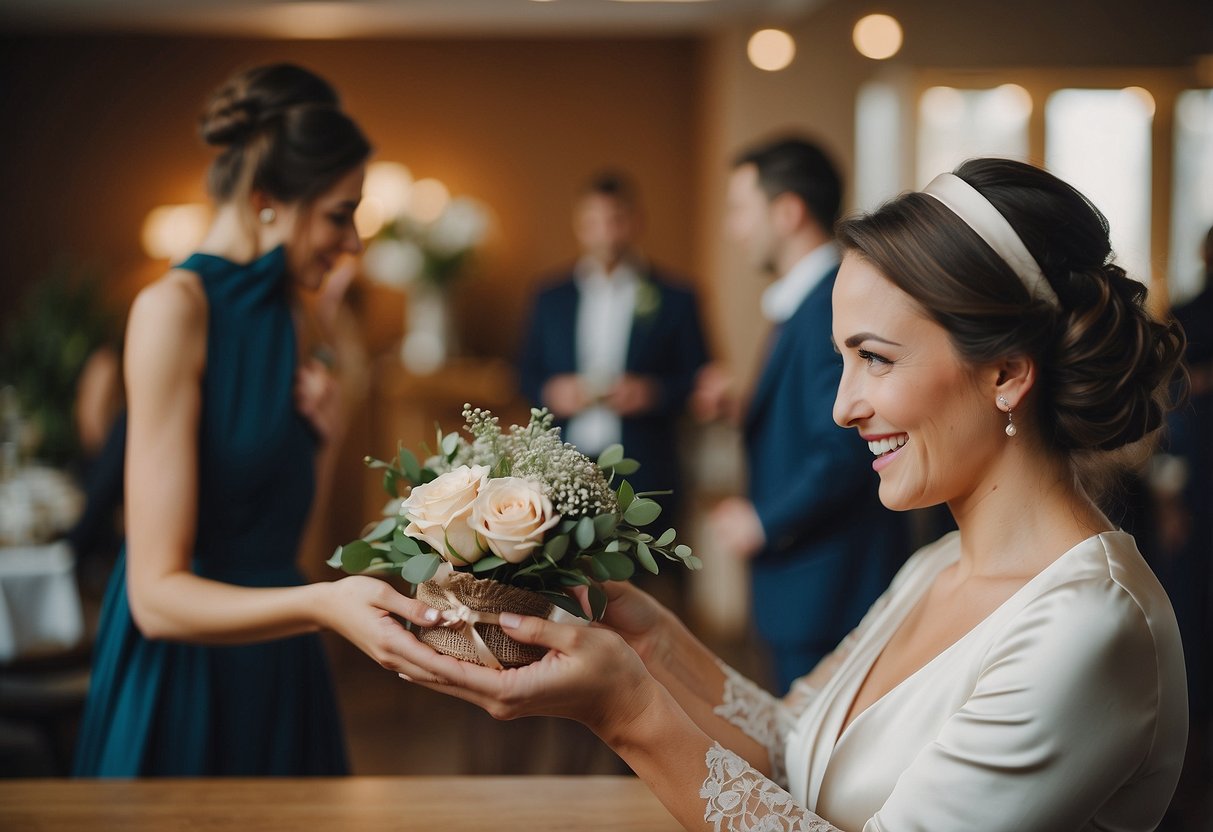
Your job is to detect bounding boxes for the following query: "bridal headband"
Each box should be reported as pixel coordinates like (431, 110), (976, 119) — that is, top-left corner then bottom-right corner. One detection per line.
(921, 173), (1060, 308)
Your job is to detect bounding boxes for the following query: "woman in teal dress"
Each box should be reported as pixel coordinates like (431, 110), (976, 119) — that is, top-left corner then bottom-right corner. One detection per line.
(74, 64), (424, 776)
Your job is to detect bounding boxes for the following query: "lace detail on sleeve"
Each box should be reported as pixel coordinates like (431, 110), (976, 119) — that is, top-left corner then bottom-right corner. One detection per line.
(700, 743), (840, 832)
(713, 664), (817, 787)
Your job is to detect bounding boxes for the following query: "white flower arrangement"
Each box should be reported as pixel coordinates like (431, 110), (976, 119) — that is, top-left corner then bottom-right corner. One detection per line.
(331, 406), (699, 622)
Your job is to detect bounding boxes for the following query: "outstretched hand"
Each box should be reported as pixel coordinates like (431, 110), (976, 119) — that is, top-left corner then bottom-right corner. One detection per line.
(392, 610), (658, 743)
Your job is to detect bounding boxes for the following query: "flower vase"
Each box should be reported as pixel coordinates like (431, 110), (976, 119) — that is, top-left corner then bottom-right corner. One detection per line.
(401, 281), (455, 375)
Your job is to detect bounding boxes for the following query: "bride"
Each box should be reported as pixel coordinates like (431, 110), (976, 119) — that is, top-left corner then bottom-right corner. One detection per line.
(378, 158), (1188, 831)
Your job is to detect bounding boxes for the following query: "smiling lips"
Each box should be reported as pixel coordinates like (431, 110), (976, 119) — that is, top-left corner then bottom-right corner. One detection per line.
(867, 434), (907, 457)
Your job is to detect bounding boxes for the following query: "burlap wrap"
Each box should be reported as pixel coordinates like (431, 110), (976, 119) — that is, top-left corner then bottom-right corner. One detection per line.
(415, 572), (553, 667)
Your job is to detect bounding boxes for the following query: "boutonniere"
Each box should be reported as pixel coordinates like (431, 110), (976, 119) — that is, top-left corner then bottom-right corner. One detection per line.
(634, 278), (662, 323)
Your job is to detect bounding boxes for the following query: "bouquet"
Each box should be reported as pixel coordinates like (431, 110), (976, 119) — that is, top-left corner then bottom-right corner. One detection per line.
(330, 405), (700, 668)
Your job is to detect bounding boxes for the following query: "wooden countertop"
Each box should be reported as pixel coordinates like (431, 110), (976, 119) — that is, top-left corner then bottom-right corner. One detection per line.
(0, 775), (681, 831)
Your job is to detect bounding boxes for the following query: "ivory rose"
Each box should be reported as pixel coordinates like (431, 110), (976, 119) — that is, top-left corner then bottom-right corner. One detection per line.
(469, 477), (561, 563)
(400, 465), (489, 564)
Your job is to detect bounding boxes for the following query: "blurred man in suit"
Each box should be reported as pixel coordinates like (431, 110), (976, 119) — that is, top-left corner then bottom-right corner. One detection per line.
(710, 137), (908, 693)
(519, 171), (709, 516)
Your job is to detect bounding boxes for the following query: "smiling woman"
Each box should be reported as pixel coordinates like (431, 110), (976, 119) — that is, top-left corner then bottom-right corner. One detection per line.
(70, 64), (448, 778)
(350, 157), (1190, 832)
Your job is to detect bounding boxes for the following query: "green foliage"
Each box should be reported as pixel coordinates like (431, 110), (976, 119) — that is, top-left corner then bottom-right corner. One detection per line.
(331, 406), (699, 622)
(0, 262), (120, 464)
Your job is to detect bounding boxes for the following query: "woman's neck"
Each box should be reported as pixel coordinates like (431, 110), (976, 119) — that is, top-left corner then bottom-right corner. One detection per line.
(947, 443), (1112, 580)
(195, 204), (261, 264)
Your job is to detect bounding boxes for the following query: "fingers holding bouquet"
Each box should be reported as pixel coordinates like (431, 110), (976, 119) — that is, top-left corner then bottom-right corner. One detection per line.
(330, 404), (701, 686)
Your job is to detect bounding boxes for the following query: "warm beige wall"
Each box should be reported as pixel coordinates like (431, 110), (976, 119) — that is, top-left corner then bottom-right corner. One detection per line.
(0, 35), (702, 358)
(694, 0), (1212, 388)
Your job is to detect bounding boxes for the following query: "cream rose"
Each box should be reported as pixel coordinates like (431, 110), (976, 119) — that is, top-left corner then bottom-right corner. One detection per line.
(400, 465), (490, 564)
(469, 477), (561, 564)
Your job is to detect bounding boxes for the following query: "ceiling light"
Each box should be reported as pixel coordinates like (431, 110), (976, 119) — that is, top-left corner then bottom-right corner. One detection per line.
(853, 14), (903, 61)
(747, 29), (796, 72)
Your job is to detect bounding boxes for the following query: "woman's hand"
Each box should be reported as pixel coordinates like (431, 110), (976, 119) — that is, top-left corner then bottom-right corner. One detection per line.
(395, 611), (659, 744)
(576, 581), (671, 665)
(315, 576), (441, 667)
(294, 357), (342, 442)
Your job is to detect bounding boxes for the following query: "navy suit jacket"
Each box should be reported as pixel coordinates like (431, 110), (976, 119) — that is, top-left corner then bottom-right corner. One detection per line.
(518, 266), (709, 500)
(745, 266), (908, 653)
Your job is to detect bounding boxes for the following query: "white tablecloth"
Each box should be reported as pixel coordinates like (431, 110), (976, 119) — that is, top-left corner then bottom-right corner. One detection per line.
(0, 541), (85, 663)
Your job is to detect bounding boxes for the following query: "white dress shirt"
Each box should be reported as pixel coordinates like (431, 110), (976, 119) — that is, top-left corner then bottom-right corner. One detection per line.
(567, 257), (639, 454)
(761, 242), (840, 323)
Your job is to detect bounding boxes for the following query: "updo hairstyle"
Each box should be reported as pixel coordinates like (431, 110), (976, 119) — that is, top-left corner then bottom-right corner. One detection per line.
(199, 63), (371, 208)
(836, 157), (1185, 456)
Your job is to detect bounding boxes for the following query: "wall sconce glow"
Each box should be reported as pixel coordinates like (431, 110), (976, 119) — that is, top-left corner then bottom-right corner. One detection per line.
(1123, 86), (1157, 119)
(853, 14), (903, 60)
(356, 161), (414, 238)
(408, 178), (451, 224)
(142, 204), (209, 261)
(747, 29), (796, 72)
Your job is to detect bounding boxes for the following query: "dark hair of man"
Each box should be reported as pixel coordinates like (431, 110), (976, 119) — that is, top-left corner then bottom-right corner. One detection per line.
(733, 137), (843, 232)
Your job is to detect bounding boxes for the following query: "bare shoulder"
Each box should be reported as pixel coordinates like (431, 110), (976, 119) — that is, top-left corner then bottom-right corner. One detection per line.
(125, 269), (209, 375)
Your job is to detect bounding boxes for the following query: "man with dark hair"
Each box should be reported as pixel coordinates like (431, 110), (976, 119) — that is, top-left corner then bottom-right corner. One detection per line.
(519, 170), (709, 515)
(711, 136), (907, 693)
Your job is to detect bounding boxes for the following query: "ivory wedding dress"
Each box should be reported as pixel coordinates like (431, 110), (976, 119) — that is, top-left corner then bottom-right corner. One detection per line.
(703, 531), (1187, 831)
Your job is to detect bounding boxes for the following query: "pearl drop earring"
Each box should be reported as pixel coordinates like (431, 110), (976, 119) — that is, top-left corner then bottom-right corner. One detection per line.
(258, 207), (276, 225)
(997, 395), (1017, 437)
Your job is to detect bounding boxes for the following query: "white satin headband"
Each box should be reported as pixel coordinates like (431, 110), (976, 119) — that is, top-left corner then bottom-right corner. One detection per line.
(921, 173), (1060, 308)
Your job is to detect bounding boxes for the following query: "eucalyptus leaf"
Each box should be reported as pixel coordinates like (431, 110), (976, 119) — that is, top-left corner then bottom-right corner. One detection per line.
(623, 498), (662, 526)
(636, 540), (659, 575)
(597, 444), (624, 468)
(588, 557), (610, 582)
(655, 528), (677, 547)
(688, 555), (704, 570)
(472, 556), (508, 573)
(540, 591), (590, 621)
(543, 534), (570, 562)
(674, 544), (693, 558)
(612, 458), (640, 476)
(592, 513), (617, 541)
(397, 447), (422, 483)
(588, 583), (608, 621)
(362, 516), (398, 542)
(364, 457), (392, 470)
(441, 432), (460, 457)
(420, 468), (438, 484)
(340, 540), (374, 573)
(575, 516), (596, 549)
(559, 519), (578, 535)
(392, 533), (424, 557)
(400, 552), (442, 584)
(597, 550), (635, 581)
(604, 540), (621, 553)
(383, 470), (400, 497)
(616, 480), (635, 511)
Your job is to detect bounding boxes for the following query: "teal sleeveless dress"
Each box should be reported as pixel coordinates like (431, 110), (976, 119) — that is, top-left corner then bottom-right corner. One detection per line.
(73, 247), (348, 776)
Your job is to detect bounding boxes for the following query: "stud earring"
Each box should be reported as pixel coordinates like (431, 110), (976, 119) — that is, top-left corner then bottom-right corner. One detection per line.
(258, 207), (276, 225)
(997, 395), (1017, 437)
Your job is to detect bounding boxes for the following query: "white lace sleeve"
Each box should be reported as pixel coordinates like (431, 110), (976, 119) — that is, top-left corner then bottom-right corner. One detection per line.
(712, 607), (873, 787)
(712, 664), (817, 787)
(700, 743), (841, 832)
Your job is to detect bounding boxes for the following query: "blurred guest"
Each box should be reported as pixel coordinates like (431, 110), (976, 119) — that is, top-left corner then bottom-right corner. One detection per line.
(73, 63), (423, 777)
(711, 137), (908, 693)
(518, 171), (709, 516)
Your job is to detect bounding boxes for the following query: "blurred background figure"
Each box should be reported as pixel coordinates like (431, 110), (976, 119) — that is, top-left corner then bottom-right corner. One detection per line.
(710, 137), (908, 693)
(519, 171), (710, 522)
(1149, 223), (1213, 826)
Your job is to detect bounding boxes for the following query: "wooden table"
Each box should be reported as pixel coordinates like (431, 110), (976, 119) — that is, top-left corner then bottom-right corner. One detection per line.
(0, 776), (682, 831)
